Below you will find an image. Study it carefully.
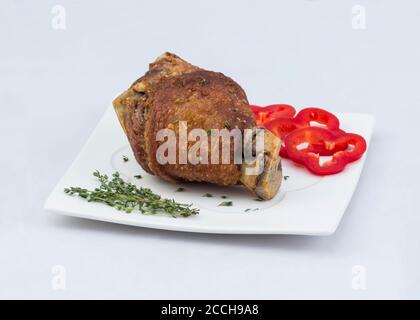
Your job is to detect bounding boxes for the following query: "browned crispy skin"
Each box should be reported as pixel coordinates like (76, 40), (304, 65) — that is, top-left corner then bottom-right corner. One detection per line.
(149, 70), (256, 185)
(113, 52), (282, 199)
(114, 53), (255, 185)
(113, 53), (198, 175)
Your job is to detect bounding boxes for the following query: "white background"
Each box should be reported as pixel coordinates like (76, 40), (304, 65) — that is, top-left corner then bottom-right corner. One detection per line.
(1, 0), (419, 299)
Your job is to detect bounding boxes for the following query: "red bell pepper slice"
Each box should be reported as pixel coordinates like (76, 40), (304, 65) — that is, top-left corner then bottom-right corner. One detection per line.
(284, 127), (367, 175)
(264, 117), (300, 158)
(251, 104), (296, 125)
(307, 129), (348, 156)
(264, 117), (300, 139)
(264, 118), (348, 157)
(294, 107), (340, 130)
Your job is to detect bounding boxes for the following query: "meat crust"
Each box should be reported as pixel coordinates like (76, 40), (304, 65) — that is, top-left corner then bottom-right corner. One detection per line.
(149, 70), (255, 185)
(113, 53), (198, 175)
(113, 52), (282, 199)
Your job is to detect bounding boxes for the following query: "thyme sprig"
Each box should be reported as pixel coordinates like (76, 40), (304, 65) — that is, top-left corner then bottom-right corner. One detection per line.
(64, 171), (199, 217)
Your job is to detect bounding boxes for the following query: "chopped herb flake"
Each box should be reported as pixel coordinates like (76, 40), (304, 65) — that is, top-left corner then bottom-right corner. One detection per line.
(218, 201), (233, 207)
(200, 77), (209, 85)
(224, 120), (232, 129)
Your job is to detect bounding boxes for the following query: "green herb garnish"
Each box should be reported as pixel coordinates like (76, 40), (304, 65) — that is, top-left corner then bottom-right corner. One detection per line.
(64, 171), (198, 217)
(203, 193), (213, 197)
(221, 195), (228, 199)
(223, 120), (232, 129)
(122, 155), (129, 162)
(284, 175), (290, 180)
(244, 208), (251, 212)
(200, 77), (209, 85)
(218, 201), (233, 207)
(134, 175), (142, 179)
(175, 187), (186, 192)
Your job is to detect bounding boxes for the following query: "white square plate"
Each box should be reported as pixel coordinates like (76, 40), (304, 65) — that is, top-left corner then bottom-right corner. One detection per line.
(45, 106), (374, 235)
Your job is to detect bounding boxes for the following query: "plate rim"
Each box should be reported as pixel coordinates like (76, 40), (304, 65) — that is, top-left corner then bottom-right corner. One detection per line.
(44, 107), (375, 236)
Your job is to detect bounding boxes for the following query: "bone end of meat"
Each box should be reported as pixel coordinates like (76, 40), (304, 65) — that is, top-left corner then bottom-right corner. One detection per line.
(240, 128), (282, 200)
